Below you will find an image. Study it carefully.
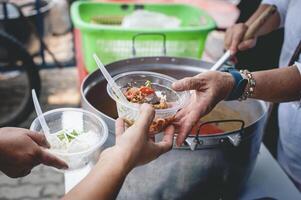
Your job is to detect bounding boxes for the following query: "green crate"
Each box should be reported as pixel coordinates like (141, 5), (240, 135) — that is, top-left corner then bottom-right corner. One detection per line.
(71, 1), (216, 73)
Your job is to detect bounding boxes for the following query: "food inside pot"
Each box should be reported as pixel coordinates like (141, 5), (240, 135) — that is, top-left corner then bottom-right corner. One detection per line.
(191, 103), (247, 136)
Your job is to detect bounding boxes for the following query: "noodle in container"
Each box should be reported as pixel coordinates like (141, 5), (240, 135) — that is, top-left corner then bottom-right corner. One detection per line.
(30, 108), (108, 171)
(107, 71), (189, 134)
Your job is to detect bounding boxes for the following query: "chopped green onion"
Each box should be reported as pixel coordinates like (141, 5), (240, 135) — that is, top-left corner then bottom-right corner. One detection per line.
(56, 129), (81, 143)
(145, 80), (152, 88)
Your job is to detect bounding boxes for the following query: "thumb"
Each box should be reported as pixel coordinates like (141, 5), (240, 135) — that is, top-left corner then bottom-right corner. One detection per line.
(26, 131), (50, 148)
(39, 148), (68, 170)
(135, 103), (155, 132)
(154, 125), (175, 156)
(172, 77), (204, 91)
(238, 38), (256, 51)
(115, 118), (125, 138)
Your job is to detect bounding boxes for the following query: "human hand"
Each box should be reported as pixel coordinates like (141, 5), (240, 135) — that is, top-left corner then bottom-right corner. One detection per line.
(0, 127), (68, 178)
(224, 23), (257, 55)
(172, 71), (235, 146)
(103, 104), (175, 170)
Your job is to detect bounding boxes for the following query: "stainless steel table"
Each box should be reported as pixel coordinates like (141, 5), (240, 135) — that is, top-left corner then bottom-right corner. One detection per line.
(64, 144), (301, 199)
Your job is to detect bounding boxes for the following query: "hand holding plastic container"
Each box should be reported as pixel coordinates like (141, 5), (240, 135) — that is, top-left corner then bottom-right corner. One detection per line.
(30, 108), (108, 171)
(107, 71), (189, 134)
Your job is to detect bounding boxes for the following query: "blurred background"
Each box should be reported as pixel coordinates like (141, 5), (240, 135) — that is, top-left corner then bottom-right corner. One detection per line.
(0, 0), (282, 199)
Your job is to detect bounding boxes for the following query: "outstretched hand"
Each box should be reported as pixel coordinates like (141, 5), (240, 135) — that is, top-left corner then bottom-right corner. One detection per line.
(172, 71), (234, 146)
(114, 103), (175, 168)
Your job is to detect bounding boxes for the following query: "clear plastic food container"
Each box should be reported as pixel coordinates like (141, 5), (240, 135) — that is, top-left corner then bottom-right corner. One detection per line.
(107, 71), (189, 134)
(30, 108), (108, 171)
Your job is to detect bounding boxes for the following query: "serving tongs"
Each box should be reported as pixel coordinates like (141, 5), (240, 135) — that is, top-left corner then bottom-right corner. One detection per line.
(209, 5), (277, 72)
(186, 5), (277, 151)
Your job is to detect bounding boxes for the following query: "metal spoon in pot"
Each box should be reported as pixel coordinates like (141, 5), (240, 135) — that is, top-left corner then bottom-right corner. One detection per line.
(209, 5), (277, 72)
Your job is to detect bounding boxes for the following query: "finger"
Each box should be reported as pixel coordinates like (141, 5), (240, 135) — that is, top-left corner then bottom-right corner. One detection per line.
(135, 103), (155, 131)
(174, 94), (198, 123)
(115, 118), (125, 138)
(230, 27), (246, 54)
(15, 168), (32, 178)
(154, 125), (175, 155)
(20, 168), (31, 177)
(172, 77), (204, 91)
(176, 108), (202, 146)
(176, 120), (193, 146)
(39, 149), (68, 169)
(149, 135), (155, 142)
(224, 27), (233, 50)
(238, 38), (256, 51)
(26, 131), (50, 148)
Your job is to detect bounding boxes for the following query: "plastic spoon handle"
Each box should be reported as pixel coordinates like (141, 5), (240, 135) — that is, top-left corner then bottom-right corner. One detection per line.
(31, 89), (51, 137)
(209, 50), (231, 71)
(93, 54), (128, 103)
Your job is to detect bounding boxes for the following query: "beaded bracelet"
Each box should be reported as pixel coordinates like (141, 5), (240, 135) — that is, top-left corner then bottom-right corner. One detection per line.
(238, 69), (256, 101)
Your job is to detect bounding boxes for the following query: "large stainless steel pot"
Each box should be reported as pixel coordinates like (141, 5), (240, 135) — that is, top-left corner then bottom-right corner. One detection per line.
(81, 56), (268, 200)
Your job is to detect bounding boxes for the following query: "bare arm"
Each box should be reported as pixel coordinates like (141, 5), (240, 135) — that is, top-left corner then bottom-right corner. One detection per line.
(245, 4), (281, 37)
(252, 66), (301, 102)
(172, 66), (301, 145)
(62, 104), (174, 200)
(225, 4), (281, 54)
(62, 148), (132, 200)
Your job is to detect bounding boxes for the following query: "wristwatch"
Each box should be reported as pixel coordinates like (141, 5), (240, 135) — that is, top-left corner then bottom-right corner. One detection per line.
(222, 67), (248, 101)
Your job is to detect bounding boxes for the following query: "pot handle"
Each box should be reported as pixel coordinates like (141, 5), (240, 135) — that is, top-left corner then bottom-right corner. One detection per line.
(186, 119), (245, 150)
(132, 32), (167, 57)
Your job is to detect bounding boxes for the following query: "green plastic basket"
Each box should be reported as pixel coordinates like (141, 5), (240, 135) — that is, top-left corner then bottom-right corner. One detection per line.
(71, 1), (216, 73)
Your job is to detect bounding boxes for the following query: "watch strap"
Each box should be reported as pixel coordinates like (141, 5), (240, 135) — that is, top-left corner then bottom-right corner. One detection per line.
(222, 68), (248, 101)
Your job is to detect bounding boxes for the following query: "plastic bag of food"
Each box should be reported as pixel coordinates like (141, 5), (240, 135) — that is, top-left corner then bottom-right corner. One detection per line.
(122, 10), (181, 28)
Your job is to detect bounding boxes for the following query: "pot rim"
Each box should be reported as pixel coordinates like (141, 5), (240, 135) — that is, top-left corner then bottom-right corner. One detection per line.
(81, 56), (269, 139)
(106, 70), (190, 114)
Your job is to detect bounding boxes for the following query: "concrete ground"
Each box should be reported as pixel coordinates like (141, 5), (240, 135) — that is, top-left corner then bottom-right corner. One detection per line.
(0, 67), (80, 200)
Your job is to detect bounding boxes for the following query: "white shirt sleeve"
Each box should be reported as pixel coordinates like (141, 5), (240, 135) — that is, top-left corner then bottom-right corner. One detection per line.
(295, 62), (301, 76)
(293, 62), (301, 108)
(261, 0), (288, 27)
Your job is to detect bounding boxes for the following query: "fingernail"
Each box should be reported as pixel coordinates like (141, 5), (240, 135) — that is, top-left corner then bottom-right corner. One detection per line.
(46, 140), (51, 148)
(172, 82), (181, 90)
(172, 82), (176, 88)
(62, 165), (69, 170)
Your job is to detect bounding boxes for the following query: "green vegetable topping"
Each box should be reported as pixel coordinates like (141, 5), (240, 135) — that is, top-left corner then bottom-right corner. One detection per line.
(56, 129), (81, 143)
(145, 80), (152, 88)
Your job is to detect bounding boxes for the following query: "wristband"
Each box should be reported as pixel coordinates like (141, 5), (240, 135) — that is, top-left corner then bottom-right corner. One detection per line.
(222, 67), (248, 101)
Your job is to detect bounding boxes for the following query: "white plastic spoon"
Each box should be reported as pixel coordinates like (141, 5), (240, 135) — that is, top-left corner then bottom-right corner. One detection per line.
(93, 53), (128, 104)
(31, 89), (51, 139)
